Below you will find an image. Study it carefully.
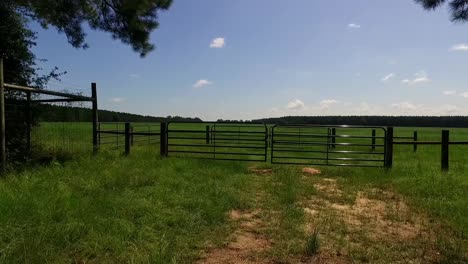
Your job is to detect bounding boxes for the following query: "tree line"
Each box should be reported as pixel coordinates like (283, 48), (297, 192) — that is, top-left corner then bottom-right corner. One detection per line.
(253, 116), (468, 128)
(34, 104), (202, 123)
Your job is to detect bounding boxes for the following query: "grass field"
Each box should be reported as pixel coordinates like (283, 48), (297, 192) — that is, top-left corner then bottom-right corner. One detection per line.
(0, 122), (467, 263)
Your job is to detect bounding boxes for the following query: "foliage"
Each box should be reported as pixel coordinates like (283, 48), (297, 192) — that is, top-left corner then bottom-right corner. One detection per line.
(33, 104), (202, 123)
(4, 0), (172, 57)
(0, 3), (63, 87)
(0, 2), (66, 164)
(254, 116), (468, 127)
(415, 0), (468, 22)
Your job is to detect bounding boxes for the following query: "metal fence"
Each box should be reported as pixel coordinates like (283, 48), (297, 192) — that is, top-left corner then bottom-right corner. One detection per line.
(270, 125), (388, 167)
(166, 122), (268, 162)
(0, 59), (98, 173)
(97, 122), (161, 154)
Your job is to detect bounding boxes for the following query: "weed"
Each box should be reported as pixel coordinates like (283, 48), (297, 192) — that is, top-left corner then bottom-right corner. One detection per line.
(304, 228), (320, 256)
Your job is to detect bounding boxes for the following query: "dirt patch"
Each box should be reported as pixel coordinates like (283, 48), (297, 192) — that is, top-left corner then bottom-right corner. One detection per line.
(248, 167), (273, 175)
(331, 191), (426, 241)
(302, 167), (322, 175)
(198, 210), (271, 264)
(304, 207), (319, 216)
(301, 254), (352, 264)
(301, 178), (441, 263)
(309, 181), (425, 242)
(313, 178), (343, 197)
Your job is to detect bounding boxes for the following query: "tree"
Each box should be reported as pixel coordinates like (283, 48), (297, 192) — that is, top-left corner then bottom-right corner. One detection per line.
(4, 0), (173, 57)
(0, 3), (62, 87)
(415, 0), (468, 22)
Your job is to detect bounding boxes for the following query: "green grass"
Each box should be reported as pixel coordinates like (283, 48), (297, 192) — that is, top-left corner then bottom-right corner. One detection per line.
(0, 123), (466, 263)
(0, 150), (255, 263)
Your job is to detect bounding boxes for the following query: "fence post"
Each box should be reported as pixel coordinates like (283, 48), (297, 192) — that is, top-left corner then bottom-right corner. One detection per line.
(413, 131), (418, 153)
(385, 127), (394, 168)
(91, 83), (98, 154)
(331, 128), (336, 149)
(125, 122), (131, 155)
(0, 59), (5, 174)
(441, 130), (449, 171)
(160, 122), (167, 157)
(206, 125), (210, 144)
(26, 92), (32, 153)
(372, 129), (376, 151)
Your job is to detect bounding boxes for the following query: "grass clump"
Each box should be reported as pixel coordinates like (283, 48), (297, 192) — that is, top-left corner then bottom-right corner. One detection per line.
(304, 228), (320, 256)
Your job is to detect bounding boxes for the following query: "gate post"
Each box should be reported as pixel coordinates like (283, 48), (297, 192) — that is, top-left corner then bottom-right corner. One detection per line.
(331, 128), (336, 149)
(125, 122), (131, 156)
(91, 83), (99, 154)
(385, 127), (394, 168)
(372, 129), (376, 151)
(206, 125), (210, 144)
(0, 59), (5, 174)
(160, 122), (168, 157)
(26, 91), (32, 153)
(441, 130), (449, 171)
(413, 131), (418, 153)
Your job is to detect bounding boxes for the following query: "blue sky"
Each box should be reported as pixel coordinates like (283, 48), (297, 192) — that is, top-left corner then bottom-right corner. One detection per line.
(32, 0), (468, 120)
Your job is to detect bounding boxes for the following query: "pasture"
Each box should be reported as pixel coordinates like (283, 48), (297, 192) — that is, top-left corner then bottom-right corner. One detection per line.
(0, 122), (467, 263)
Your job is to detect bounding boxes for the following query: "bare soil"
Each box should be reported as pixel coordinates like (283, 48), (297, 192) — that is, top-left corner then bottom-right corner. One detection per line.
(197, 210), (272, 264)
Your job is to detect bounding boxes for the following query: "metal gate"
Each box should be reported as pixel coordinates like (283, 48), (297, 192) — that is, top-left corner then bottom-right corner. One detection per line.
(271, 125), (387, 167)
(166, 122), (268, 161)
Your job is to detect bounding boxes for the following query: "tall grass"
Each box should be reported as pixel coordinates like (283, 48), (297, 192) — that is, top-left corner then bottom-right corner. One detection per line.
(0, 150), (254, 263)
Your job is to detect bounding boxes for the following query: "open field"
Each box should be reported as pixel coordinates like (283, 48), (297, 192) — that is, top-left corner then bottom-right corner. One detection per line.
(0, 122), (466, 263)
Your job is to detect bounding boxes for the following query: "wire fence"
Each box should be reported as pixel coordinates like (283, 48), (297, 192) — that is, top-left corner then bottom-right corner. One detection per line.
(0, 58), (97, 172)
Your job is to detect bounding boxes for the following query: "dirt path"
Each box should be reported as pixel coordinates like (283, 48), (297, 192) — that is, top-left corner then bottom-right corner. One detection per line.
(198, 168), (445, 264)
(302, 177), (441, 263)
(197, 209), (271, 264)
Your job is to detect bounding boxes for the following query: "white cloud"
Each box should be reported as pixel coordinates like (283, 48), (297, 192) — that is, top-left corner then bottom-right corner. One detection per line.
(460, 92), (468, 98)
(391, 102), (424, 115)
(110, 97), (125, 103)
(193, 79), (212, 88)
(392, 102), (417, 111)
(450, 43), (468, 51)
(210, 37), (225, 48)
(442, 90), (457, 95)
(381, 73), (395, 82)
(348, 23), (361, 29)
(129, 73), (140, 78)
(402, 71), (430, 85)
(319, 99), (339, 109)
(287, 99), (305, 110)
(441, 105), (458, 115)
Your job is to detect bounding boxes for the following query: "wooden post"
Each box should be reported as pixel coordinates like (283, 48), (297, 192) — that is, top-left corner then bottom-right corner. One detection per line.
(0, 59), (5, 174)
(26, 91), (32, 153)
(160, 122), (167, 156)
(441, 130), (449, 171)
(385, 127), (394, 168)
(125, 122), (131, 155)
(413, 131), (418, 153)
(331, 128), (336, 149)
(372, 129), (376, 151)
(206, 125), (210, 144)
(91, 83), (98, 154)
